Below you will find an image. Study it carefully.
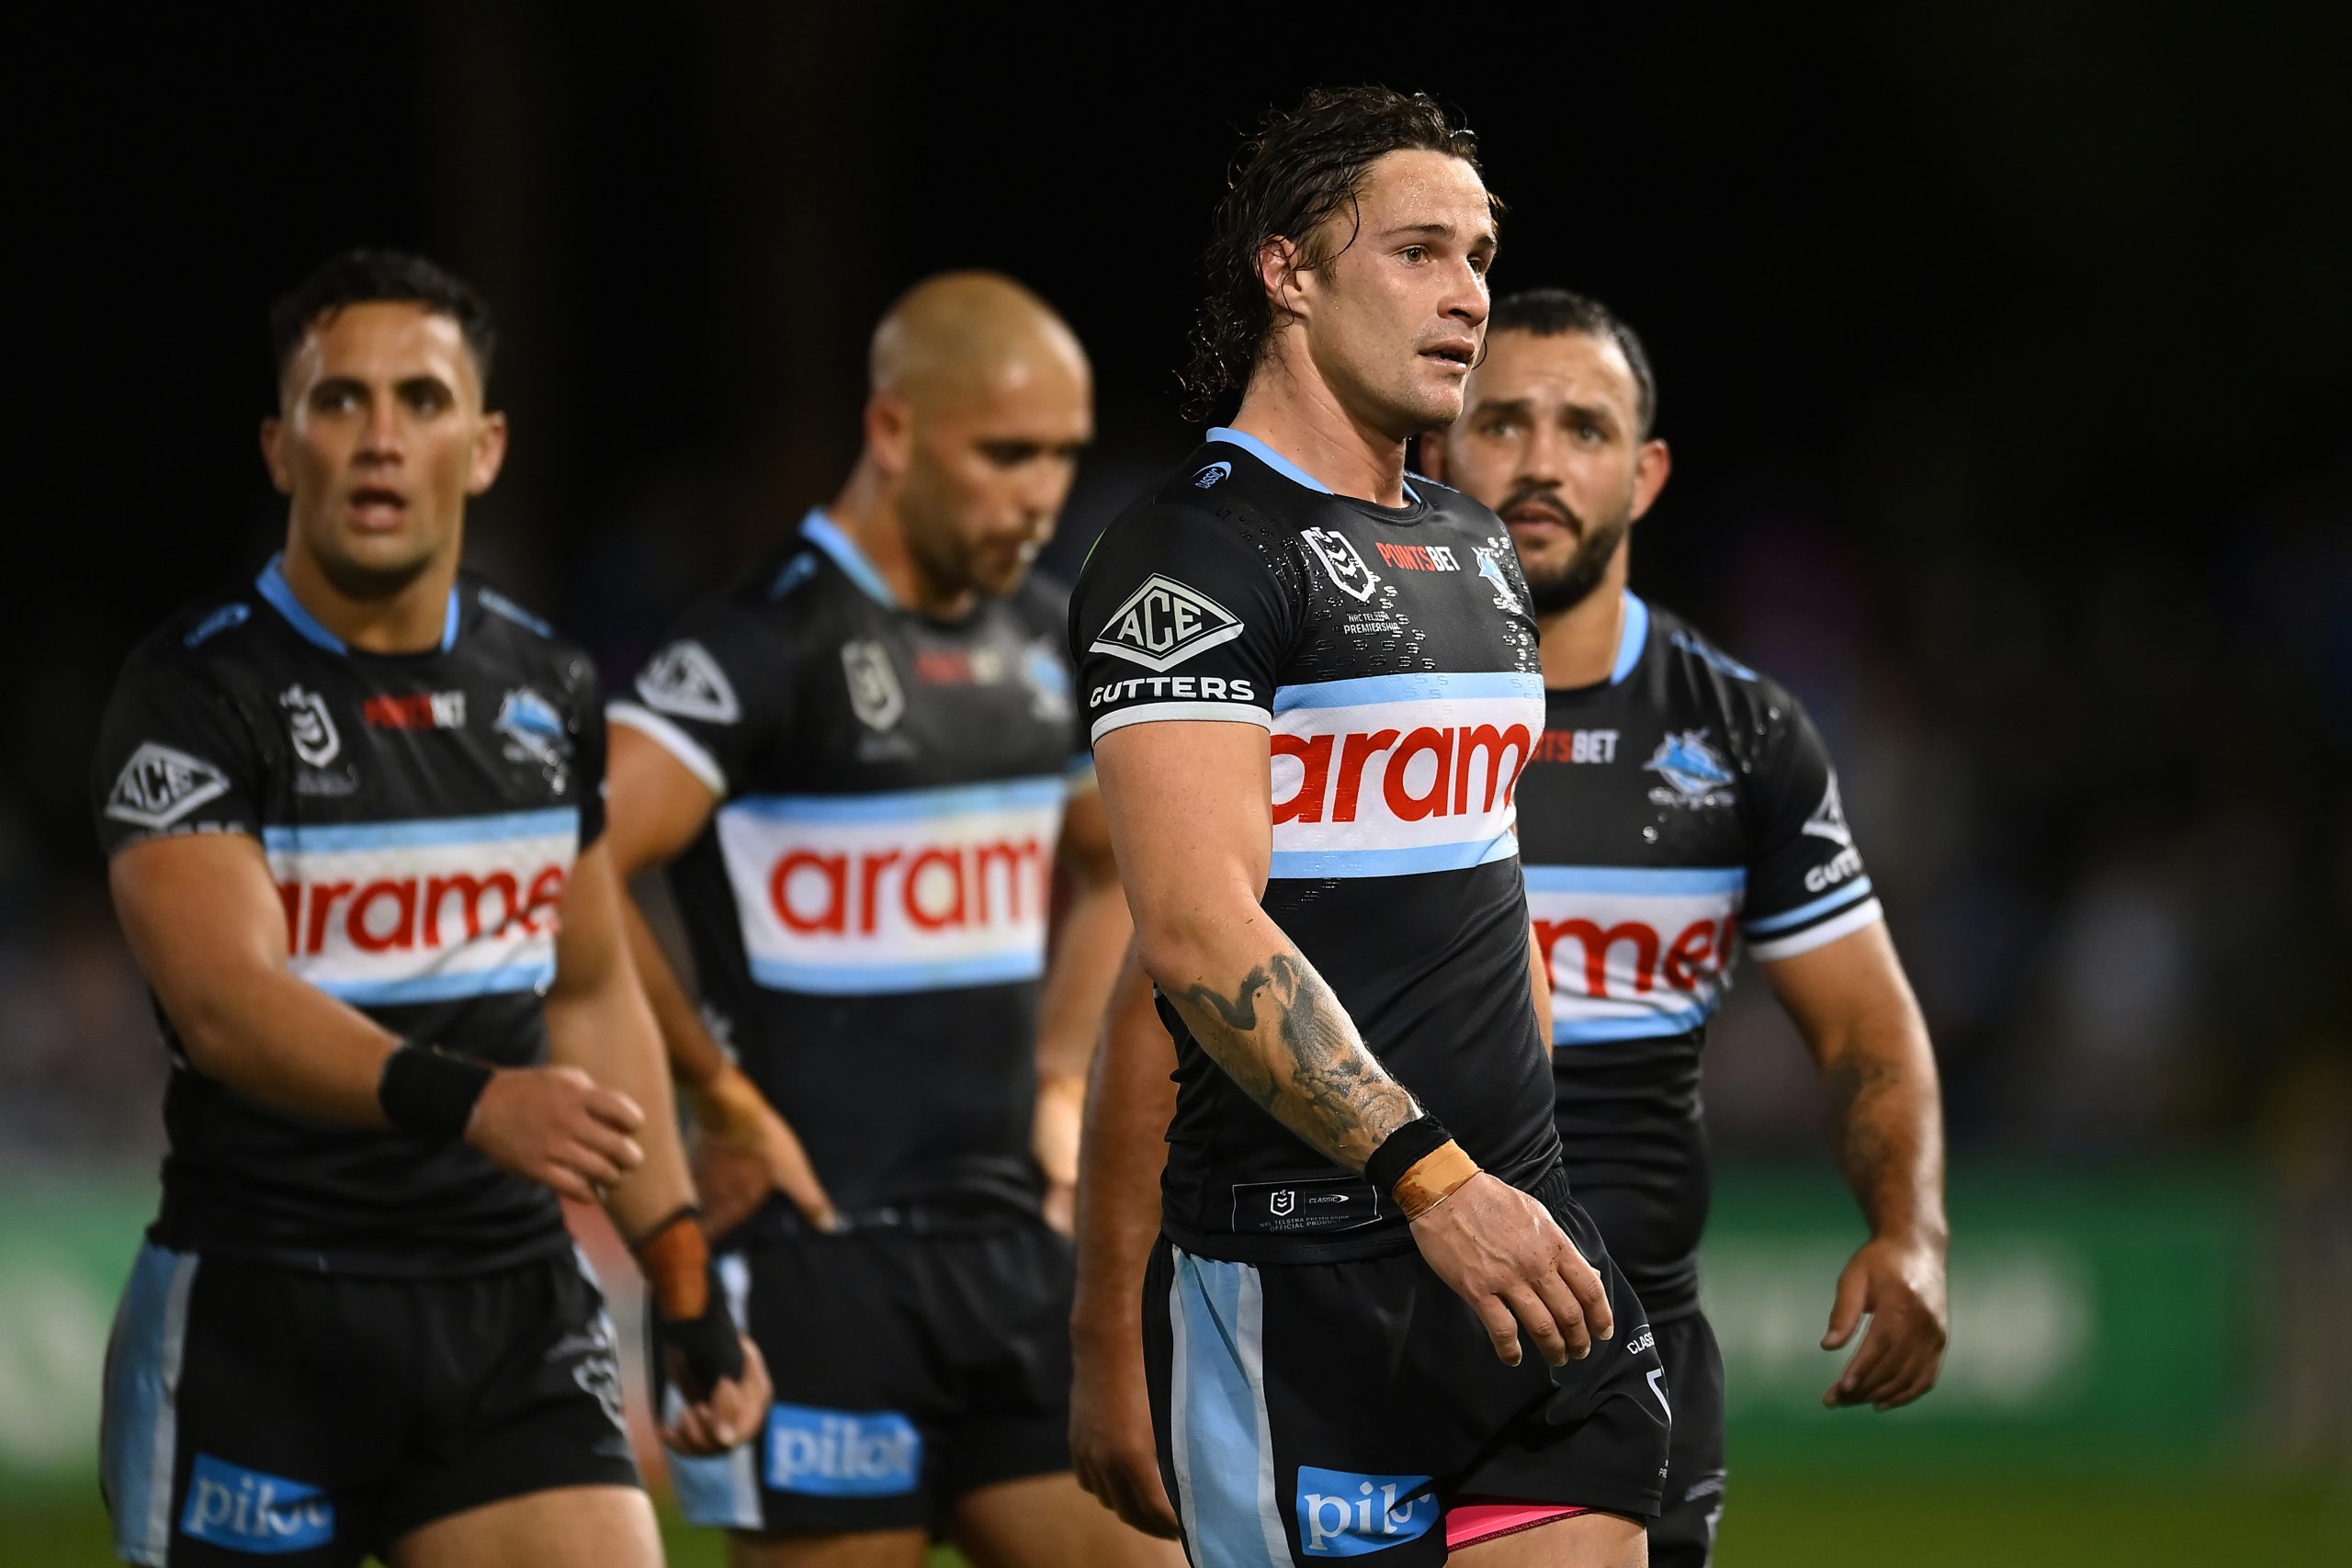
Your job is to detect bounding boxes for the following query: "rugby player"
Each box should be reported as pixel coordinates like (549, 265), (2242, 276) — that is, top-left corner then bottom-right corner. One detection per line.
(93, 250), (766, 1568)
(1069, 88), (1668, 1567)
(1071, 287), (1952, 1567)
(603, 273), (1168, 1566)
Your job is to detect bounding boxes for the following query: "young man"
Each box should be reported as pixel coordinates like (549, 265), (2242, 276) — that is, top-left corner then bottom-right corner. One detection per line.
(1069, 89), (1668, 1568)
(603, 272), (1166, 1567)
(1071, 289), (1951, 1567)
(93, 250), (766, 1568)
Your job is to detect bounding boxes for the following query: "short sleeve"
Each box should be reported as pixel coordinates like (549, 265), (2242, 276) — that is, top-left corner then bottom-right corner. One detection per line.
(607, 599), (786, 801)
(1069, 505), (1299, 749)
(91, 657), (268, 856)
(1741, 696), (1883, 962)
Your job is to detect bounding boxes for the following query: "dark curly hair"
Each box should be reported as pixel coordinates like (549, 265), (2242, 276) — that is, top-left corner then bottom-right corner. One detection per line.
(1489, 288), (1659, 436)
(1182, 85), (1493, 423)
(268, 248), (497, 389)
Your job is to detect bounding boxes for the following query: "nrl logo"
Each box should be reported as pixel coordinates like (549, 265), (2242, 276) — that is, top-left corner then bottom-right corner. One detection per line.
(1089, 574), (1244, 672)
(637, 639), (741, 725)
(1300, 527), (1381, 603)
(1270, 1189), (1296, 1218)
(279, 683), (340, 768)
(104, 742), (232, 830)
(1643, 728), (1736, 809)
(841, 639), (907, 731)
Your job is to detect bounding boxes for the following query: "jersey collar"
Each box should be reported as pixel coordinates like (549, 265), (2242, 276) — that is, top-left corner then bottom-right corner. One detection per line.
(254, 552), (459, 656)
(1610, 591), (1651, 685)
(799, 507), (899, 608)
(1206, 425), (1422, 504)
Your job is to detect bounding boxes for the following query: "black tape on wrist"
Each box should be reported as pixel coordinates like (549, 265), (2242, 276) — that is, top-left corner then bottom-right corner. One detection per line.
(379, 1043), (493, 1141)
(1364, 1113), (1453, 1198)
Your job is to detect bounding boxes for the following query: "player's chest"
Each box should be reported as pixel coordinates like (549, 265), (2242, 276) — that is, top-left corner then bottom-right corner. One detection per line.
(784, 615), (1073, 788)
(1513, 707), (1751, 868)
(1286, 522), (1540, 682)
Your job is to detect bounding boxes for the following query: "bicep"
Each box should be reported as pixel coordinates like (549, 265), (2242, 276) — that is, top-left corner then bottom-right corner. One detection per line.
(1758, 919), (1919, 1056)
(1092, 720), (1271, 922)
(550, 840), (635, 997)
(109, 833), (290, 1007)
(603, 723), (721, 877)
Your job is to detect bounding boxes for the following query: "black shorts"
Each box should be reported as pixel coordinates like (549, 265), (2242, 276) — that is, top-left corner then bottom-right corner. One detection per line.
(1651, 1312), (1727, 1568)
(100, 1240), (639, 1567)
(662, 1211), (1074, 1536)
(1143, 1165), (1669, 1567)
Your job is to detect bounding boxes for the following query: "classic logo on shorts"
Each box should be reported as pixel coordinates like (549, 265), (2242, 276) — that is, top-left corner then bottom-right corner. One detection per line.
(1089, 574), (1244, 672)
(637, 639), (741, 724)
(104, 742), (232, 830)
(1301, 527), (1382, 602)
(180, 1452), (335, 1552)
(765, 1405), (922, 1496)
(1295, 1466), (1436, 1557)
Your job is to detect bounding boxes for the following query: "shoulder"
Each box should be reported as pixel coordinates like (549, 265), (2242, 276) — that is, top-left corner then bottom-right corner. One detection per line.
(1078, 447), (1310, 597)
(460, 575), (599, 695)
(113, 583), (275, 702)
(1648, 602), (1798, 715)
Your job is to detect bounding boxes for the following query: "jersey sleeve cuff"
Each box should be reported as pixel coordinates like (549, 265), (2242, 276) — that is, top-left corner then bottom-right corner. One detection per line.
(1747, 897), (1883, 963)
(609, 701), (728, 798)
(1088, 701), (1274, 746)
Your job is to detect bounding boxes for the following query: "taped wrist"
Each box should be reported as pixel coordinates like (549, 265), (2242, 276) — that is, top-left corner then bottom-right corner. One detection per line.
(634, 1206), (744, 1395)
(1364, 1114), (1453, 1196)
(379, 1043), (493, 1142)
(1367, 1117), (1481, 1221)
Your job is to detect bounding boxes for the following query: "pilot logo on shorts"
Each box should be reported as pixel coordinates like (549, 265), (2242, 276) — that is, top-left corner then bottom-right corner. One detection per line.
(841, 640), (907, 731)
(637, 639), (741, 725)
(180, 1453), (335, 1551)
(766, 1404), (923, 1497)
(279, 684), (340, 768)
(1296, 1466), (1437, 1556)
(105, 742), (231, 830)
(1301, 528), (1382, 603)
(1089, 574), (1244, 672)
(1643, 728), (1736, 810)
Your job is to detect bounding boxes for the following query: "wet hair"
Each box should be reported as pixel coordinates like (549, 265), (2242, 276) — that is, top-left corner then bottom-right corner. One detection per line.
(268, 248), (497, 389)
(1487, 287), (1658, 436)
(1182, 85), (1492, 423)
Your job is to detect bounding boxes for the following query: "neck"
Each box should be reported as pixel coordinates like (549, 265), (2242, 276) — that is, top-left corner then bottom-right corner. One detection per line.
(1228, 354), (1410, 505)
(280, 529), (459, 655)
(827, 462), (975, 620)
(1538, 555), (1634, 690)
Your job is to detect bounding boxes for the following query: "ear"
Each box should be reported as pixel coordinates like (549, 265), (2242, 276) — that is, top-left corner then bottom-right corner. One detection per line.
(1259, 234), (1309, 324)
(1417, 431), (1452, 485)
(865, 393), (914, 476)
(1628, 437), (1672, 523)
(259, 415), (292, 495)
(467, 411), (511, 497)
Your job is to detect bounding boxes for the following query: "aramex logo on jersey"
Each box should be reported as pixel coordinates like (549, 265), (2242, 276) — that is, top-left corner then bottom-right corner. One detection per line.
(1089, 575), (1244, 672)
(105, 742), (232, 830)
(637, 639), (741, 725)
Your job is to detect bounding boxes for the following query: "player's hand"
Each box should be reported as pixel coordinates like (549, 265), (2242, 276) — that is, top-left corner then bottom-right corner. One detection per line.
(1822, 1232), (1949, 1410)
(663, 1335), (772, 1458)
(1034, 1070), (1085, 1236)
(465, 1065), (644, 1202)
(1408, 1172), (1613, 1369)
(1069, 1323), (1180, 1538)
(684, 1062), (837, 1235)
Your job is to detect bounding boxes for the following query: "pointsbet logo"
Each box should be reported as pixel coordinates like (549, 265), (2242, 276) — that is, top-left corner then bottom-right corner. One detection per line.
(765, 1404), (922, 1497)
(1295, 1466), (1436, 1557)
(179, 1453), (334, 1552)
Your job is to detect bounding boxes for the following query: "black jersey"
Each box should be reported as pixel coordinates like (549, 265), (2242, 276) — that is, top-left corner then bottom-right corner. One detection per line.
(90, 555), (607, 1276)
(609, 509), (1090, 1217)
(1516, 592), (1883, 1319)
(1072, 430), (1560, 1264)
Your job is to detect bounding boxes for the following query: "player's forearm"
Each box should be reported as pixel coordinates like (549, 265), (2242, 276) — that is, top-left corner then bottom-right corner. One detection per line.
(546, 967), (695, 1236)
(1138, 900), (1419, 1173)
(1528, 924), (1553, 1037)
(1817, 1006), (1947, 1249)
(620, 891), (730, 1090)
(1071, 950), (1177, 1348)
(1035, 870), (1133, 1085)
(163, 966), (402, 1126)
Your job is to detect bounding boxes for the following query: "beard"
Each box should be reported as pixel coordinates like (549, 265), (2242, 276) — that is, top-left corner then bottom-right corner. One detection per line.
(1498, 479), (1631, 615)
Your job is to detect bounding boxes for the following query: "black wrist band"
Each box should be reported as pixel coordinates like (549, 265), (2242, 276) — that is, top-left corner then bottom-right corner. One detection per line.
(628, 1203), (701, 1255)
(379, 1044), (494, 1141)
(1365, 1113), (1453, 1198)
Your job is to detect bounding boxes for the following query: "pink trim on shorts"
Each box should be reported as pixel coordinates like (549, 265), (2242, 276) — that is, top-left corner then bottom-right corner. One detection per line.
(1444, 1501), (1591, 1549)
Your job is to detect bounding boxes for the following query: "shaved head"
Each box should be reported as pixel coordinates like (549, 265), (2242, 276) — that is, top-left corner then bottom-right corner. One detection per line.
(869, 271), (1091, 412)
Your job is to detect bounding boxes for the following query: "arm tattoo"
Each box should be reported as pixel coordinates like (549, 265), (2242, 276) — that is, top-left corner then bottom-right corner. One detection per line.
(1176, 952), (1419, 1168)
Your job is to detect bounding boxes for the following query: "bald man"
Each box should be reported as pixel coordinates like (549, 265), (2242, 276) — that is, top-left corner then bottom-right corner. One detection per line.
(605, 275), (1161, 1566)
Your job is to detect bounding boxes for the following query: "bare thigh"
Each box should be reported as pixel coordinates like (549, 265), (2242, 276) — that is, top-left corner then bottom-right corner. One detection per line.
(726, 1527), (931, 1568)
(947, 1471), (1187, 1568)
(1452, 1508), (1648, 1568)
(383, 1484), (662, 1568)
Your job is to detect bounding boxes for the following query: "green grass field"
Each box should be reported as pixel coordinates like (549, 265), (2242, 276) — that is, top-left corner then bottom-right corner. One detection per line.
(7, 1476), (2343, 1566)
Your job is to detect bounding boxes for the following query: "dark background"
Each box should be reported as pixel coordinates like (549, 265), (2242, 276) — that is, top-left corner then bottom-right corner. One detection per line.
(8, 5), (2344, 1169)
